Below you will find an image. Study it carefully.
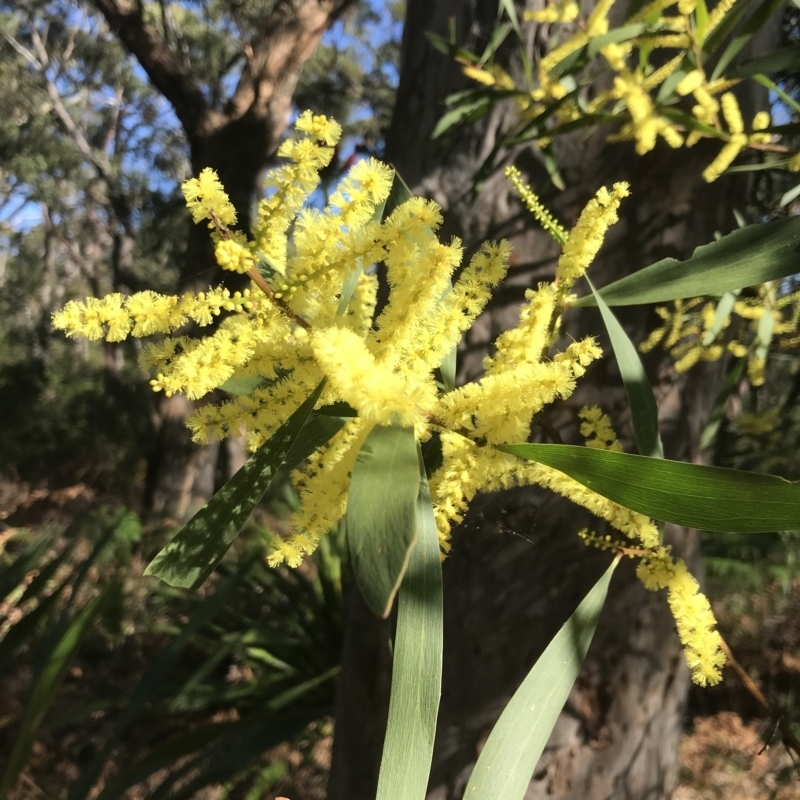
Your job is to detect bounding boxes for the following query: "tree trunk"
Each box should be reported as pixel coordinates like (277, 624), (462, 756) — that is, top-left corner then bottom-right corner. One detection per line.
(328, 2), (774, 798)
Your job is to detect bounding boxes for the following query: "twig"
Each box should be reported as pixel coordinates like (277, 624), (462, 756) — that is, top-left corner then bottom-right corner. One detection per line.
(533, 411), (564, 444)
(719, 635), (800, 760)
(206, 210), (312, 330)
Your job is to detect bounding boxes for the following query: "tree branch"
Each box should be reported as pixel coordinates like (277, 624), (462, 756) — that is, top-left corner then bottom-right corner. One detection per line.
(89, 0), (215, 142)
(25, 26), (115, 185)
(226, 0), (358, 123)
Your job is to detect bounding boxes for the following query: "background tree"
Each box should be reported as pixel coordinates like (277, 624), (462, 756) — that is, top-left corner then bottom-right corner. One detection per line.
(328, 2), (782, 798)
(0, 0), (402, 517)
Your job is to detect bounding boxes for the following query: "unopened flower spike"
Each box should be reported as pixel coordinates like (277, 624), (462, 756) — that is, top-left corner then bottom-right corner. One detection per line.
(505, 166), (567, 244)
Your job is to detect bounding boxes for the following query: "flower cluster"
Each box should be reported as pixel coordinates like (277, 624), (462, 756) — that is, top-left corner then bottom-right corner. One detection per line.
(575, 406), (725, 686)
(460, 0), (797, 182)
(640, 286), (800, 386)
(54, 110), (724, 686)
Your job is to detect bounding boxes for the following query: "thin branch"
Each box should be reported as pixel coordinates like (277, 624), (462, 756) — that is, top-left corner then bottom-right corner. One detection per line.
(26, 26), (115, 184)
(89, 0), (214, 141)
(1, 30), (41, 69)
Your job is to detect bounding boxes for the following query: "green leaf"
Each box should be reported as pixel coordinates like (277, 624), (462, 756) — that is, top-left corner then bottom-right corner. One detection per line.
(0, 533), (54, 603)
(753, 73), (800, 117)
(347, 425), (420, 618)
(575, 216), (800, 308)
(0, 584), (114, 800)
(424, 31), (479, 63)
(586, 276), (663, 458)
(695, 0), (709, 45)
(383, 169), (414, 217)
(725, 159), (791, 173)
(728, 44), (800, 78)
(65, 560), (254, 800)
(542, 148), (566, 191)
(463, 561), (616, 800)
(700, 356), (747, 450)
(375, 465), (443, 800)
(440, 344), (457, 392)
(499, 0), (522, 35)
(285, 413), (347, 468)
(337, 265), (364, 316)
(702, 291), (737, 345)
(432, 98), (492, 139)
(480, 21), (514, 64)
(780, 182), (800, 208)
(218, 375), (267, 395)
(709, 0), (787, 80)
(702, 0), (760, 57)
(145, 381), (327, 589)
(586, 23), (649, 57)
(498, 444), (800, 532)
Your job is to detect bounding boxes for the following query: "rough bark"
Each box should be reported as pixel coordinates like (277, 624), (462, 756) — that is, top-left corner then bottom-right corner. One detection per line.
(91, 0), (357, 518)
(328, 2), (773, 799)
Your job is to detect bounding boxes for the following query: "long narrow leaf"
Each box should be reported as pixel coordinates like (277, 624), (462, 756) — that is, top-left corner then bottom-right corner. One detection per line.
(375, 466), (443, 800)
(464, 561), (616, 800)
(0, 533), (54, 603)
(498, 444), (800, 532)
(65, 561), (254, 800)
(145, 381), (326, 589)
(700, 356), (747, 450)
(0, 584), (113, 800)
(575, 216), (800, 308)
(587, 276), (663, 457)
(347, 425), (420, 618)
(728, 44), (800, 78)
(709, 0), (787, 79)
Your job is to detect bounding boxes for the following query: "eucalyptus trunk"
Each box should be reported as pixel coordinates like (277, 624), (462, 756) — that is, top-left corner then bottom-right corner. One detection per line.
(327, 1), (773, 798)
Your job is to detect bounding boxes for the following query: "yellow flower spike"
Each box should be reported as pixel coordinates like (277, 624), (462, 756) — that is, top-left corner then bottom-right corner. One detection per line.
(720, 92), (744, 134)
(676, 70), (704, 96)
(601, 43), (628, 72)
(750, 110), (772, 145)
(485, 284), (558, 375)
(627, 0), (675, 23)
(586, 0), (615, 36)
(52, 294), (132, 342)
(554, 338), (604, 377)
(634, 548), (726, 686)
(310, 326), (433, 428)
(524, 0), (579, 24)
(788, 152), (800, 172)
(181, 168), (237, 228)
(462, 64), (496, 86)
(294, 110), (342, 146)
(556, 182), (630, 288)
(747, 354), (766, 386)
(579, 405), (624, 451)
(411, 240), (511, 377)
(705, 77), (742, 95)
(706, 0), (740, 35)
(215, 238), (255, 274)
(702, 133), (747, 182)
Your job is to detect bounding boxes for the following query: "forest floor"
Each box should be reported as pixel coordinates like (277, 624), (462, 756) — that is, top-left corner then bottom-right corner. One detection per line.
(673, 573), (800, 800)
